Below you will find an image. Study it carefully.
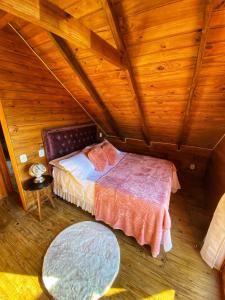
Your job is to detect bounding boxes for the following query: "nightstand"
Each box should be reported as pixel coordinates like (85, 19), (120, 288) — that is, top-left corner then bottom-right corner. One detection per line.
(23, 175), (55, 221)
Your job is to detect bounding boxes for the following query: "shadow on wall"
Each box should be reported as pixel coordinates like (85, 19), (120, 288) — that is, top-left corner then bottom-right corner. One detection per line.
(0, 124), (18, 194)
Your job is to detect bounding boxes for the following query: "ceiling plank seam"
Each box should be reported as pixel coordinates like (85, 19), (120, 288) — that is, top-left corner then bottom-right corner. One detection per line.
(9, 23), (109, 137)
(101, 0), (151, 145)
(177, 0), (214, 149)
(49, 33), (124, 140)
(0, 0), (126, 69)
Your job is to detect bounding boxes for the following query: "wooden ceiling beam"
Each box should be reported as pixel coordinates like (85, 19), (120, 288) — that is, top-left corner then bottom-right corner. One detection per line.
(0, 10), (14, 29)
(49, 33), (124, 140)
(0, 0), (126, 69)
(101, 0), (151, 145)
(178, 1), (213, 148)
(9, 23), (110, 137)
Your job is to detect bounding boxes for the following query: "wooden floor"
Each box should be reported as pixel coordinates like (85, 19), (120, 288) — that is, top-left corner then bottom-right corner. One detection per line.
(0, 179), (222, 300)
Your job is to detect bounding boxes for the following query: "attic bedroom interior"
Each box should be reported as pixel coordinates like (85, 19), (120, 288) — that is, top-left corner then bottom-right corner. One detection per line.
(0, 0), (224, 299)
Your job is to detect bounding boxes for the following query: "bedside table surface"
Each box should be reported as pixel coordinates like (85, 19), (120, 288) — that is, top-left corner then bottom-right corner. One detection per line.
(23, 175), (53, 191)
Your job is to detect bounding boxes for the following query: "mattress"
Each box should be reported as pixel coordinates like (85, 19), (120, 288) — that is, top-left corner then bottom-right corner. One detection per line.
(52, 152), (181, 257)
(53, 152), (126, 214)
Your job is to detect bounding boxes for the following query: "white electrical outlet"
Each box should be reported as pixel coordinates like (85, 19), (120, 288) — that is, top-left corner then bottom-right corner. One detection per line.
(99, 132), (103, 137)
(39, 148), (45, 157)
(20, 154), (28, 163)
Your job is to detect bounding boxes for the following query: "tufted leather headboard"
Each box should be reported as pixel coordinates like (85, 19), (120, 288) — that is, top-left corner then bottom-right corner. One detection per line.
(42, 123), (98, 165)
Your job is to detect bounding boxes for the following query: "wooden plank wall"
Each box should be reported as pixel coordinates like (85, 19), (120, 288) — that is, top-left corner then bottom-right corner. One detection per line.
(205, 135), (225, 213)
(0, 26), (90, 209)
(186, 2), (225, 147)
(113, 0), (204, 143)
(107, 137), (211, 178)
(10, 18), (118, 137)
(0, 1), (223, 196)
(0, 142), (13, 199)
(0, 143), (8, 199)
(1, 22), (212, 181)
(6, 0), (224, 149)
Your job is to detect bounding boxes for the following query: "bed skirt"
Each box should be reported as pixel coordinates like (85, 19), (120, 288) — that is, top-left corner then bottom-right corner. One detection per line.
(53, 185), (94, 215)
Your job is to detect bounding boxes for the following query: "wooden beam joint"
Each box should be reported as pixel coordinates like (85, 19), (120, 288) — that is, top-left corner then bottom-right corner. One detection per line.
(101, 0), (151, 145)
(0, 10), (14, 29)
(0, 0), (126, 69)
(49, 32), (124, 140)
(178, 1), (213, 147)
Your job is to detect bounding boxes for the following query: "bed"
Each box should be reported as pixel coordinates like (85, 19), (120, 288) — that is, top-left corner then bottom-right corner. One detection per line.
(42, 123), (181, 257)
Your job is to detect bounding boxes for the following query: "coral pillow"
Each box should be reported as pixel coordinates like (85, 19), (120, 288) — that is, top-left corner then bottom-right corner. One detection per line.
(82, 144), (96, 156)
(102, 142), (118, 165)
(88, 146), (108, 171)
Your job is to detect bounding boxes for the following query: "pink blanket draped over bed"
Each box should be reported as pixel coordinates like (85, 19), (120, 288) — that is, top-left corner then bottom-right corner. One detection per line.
(94, 153), (180, 257)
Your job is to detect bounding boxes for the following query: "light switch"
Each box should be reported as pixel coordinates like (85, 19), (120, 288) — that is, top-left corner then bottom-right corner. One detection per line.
(20, 154), (28, 163)
(39, 148), (45, 157)
(99, 132), (103, 137)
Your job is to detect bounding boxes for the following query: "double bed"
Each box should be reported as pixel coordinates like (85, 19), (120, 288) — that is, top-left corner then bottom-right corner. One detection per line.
(43, 123), (181, 257)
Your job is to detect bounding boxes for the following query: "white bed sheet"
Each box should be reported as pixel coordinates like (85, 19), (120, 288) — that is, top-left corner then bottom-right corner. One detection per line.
(53, 152), (126, 214)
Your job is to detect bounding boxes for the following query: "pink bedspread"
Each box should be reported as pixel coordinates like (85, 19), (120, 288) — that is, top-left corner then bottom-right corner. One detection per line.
(94, 153), (180, 257)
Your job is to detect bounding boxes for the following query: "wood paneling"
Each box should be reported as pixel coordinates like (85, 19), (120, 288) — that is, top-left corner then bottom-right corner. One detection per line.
(10, 22), (117, 136)
(186, 5), (225, 148)
(0, 10), (14, 29)
(0, 0), (125, 69)
(0, 26), (90, 209)
(49, 33), (124, 139)
(205, 135), (225, 213)
(0, 142), (13, 198)
(7, 0), (221, 148)
(0, 100), (27, 209)
(107, 137), (211, 178)
(101, 0), (151, 144)
(0, 0), (223, 166)
(178, 1), (213, 148)
(0, 171), (7, 200)
(0, 142), (9, 200)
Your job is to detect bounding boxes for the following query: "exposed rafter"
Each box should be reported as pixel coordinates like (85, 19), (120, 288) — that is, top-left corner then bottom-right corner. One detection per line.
(49, 33), (124, 140)
(101, 0), (151, 145)
(0, 10), (14, 29)
(178, 1), (213, 148)
(0, 0), (126, 69)
(9, 23), (110, 138)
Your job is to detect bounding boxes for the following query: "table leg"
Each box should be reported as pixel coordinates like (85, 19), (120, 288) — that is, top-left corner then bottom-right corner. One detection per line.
(48, 190), (55, 208)
(36, 190), (42, 221)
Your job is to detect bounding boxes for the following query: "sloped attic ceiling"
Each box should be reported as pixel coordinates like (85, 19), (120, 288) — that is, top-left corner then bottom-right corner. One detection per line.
(1, 0), (225, 149)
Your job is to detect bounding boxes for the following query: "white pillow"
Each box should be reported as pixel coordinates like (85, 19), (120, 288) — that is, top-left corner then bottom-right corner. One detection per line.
(59, 153), (95, 184)
(49, 150), (80, 169)
(49, 143), (97, 169)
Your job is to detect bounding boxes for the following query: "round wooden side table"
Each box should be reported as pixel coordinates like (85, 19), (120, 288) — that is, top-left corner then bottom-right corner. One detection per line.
(23, 175), (55, 221)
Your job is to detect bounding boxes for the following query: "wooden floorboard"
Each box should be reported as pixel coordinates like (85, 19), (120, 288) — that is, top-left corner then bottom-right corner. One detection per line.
(0, 181), (222, 300)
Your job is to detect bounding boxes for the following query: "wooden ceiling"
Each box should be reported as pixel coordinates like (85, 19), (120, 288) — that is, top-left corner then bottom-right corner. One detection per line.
(0, 0), (225, 149)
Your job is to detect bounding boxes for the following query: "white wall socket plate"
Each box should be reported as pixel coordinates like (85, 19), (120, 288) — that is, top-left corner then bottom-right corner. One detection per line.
(20, 154), (28, 163)
(39, 148), (45, 157)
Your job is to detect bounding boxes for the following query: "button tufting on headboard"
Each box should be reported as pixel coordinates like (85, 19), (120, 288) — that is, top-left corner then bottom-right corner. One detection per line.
(42, 123), (98, 166)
